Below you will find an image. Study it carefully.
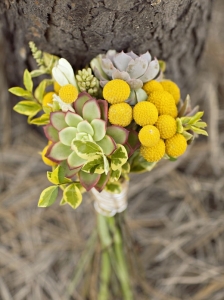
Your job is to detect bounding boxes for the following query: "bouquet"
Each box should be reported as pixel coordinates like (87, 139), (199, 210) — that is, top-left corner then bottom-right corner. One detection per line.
(9, 42), (207, 299)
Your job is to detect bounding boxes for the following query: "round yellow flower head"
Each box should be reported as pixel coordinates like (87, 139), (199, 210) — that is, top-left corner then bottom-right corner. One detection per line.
(108, 102), (132, 127)
(140, 139), (165, 162)
(42, 92), (54, 107)
(147, 90), (177, 118)
(155, 115), (177, 139)
(138, 125), (160, 147)
(41, 143), (57, 167)
(133, 101), (158, 126)
(103, 79), (130, 104)
(59, 84), (78, 103)
(54, 81), (61, 94)
(160, 80), (180, 104)
(165, 133), (187, 157)
(143, 80), (164, 95)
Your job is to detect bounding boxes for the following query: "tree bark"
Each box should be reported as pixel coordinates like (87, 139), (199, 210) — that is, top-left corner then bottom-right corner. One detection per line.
(1, 0), (212, 91)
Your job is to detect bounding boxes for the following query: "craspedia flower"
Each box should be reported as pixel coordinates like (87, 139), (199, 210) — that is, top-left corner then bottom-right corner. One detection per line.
(54, 81), (61, 94)
(103, 79), (130, 104)
(42, 92), (54, 107)
(138, 125), (160, 147)
(155, 115), (177, 139)
(140, 139), (165, 162)
(160, 80), (180, 105)
(133, 101), (158, 126)
(143, 80), (164, 95)
(59, 84), (78, 103)
(165, 133), (187, 157)
(41, 143), (57, 167)
(108, 102), (132, 127)
(147, 90), (178, 118)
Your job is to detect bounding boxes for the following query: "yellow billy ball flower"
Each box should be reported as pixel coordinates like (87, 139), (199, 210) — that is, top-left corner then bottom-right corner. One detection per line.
(143, 80), (164, 95)
(41, 143), (57, 167)
(133, 101), (158, 126)
(138, 125), (160, 147)
(54, 81), (61, 94)
(165, 133), (187, 157)
(160, 80), (180, 104)
(103, 79), (130, 104)
(147, 90), (177, 118)
(59, 84), (78, 103)
(155, 115), (177, 139)
(42, 92), (54, 107)
(140, 139), (165, 162)
(108, 103), (132, 127)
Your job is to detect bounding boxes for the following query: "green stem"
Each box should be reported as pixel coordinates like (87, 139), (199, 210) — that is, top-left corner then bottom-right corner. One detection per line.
(98, 251), (111, 300)
(107, 216), (133, 300)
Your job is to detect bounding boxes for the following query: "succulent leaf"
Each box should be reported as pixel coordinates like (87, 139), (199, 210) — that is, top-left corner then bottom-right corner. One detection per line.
(73, 92), (92, 116)
(126, 57), (148, 79)
(46, 141), (72, 162)
(96, 135), (116, 155)
(138, 59), (160, 82)
(113, 52), (132, 72)
(91, 119), (106, 141)
(65, 111), (83, 127)
(94, 172), (111, 192)
(82, 100), (101, 122)
(140, 52), (152, 63)
(79, 170), (100, 191)
(67, 151), (87, 169)
(101, 58), (115, 77)
(77, 120), (94, 135)
(50, 112), (67, 131)
(59, 127), (78, 146)
(97, 100), (108, 122)
(43, 124), (59, 142)
(106, 126), (129, 145)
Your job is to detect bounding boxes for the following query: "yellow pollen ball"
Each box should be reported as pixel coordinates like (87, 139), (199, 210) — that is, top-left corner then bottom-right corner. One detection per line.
(103, 79), (130, 104)
(165, 133), (187, 157)
(160, 80), (180, 105)
(133, 101), (158, 126)
(143, 80), (164, 95)
(54, 81), (61, 94)
(140, 139), (165, 162)
(42, 92), (54, 107)
(41, 144), (57, 167)
(147, 90), (178, 118)
(155, 115), (177, 139)
(108, 103), (132, 127)
(138, 125), (160, 147)
(59, 84), (78, 103)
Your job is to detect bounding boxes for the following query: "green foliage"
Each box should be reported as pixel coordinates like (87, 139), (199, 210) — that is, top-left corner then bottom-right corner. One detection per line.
(38, 186), (58, 207)
(105, 181), (122, 194)
(28, 114), (50, 126)
(8, 87), (33, 99)
(13, 101), (42, 116)
(47, 165), (72, 185)
(63, 183), (82, 209)
(180, 112), (208, 137)
(110, 145), (128, 171)
(129, 150), (157, 173)
(23, 69), (33, 93)
(34, 79), (53, 103)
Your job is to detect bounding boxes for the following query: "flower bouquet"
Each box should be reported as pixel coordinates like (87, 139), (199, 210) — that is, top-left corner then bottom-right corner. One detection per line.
(9, 42), (207, 299)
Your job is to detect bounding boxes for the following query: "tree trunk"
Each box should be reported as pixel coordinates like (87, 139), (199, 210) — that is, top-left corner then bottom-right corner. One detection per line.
(1, 0), (212, 91)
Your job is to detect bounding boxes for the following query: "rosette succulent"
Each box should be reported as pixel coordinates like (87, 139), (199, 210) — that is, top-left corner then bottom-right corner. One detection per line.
(90, 50), (160, 105)
(43, 92), (139, 191)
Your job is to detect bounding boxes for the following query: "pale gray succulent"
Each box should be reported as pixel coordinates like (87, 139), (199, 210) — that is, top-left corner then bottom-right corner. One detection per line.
(90, 50), (160, 105)
(76, 68), (99, 96)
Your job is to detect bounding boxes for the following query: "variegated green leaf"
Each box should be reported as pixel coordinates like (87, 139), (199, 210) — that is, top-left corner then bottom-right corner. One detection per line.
(47, 165), (72, 185)
(23, 69), (33, 92)
(72, 140), (102, 160)
(110, 144), (128, 171)
(38, 186), (58, 207)
(63, 183), (82, 209)
(13, 101), (42, 116)
(110, 169), (121, 181)
(28, 113), (49, 125)
(9, 87), (33, 99)
(105, 182), (122, 194)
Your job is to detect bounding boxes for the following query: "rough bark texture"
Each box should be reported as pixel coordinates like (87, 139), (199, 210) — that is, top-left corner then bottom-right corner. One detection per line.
(1, 0), (212, 91)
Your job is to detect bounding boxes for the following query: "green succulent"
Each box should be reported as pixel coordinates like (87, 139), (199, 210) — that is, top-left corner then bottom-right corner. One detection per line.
(76, 68), (100, 96)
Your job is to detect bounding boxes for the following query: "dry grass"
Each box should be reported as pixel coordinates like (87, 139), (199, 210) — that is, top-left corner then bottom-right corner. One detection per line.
(1, 1), (224, 299)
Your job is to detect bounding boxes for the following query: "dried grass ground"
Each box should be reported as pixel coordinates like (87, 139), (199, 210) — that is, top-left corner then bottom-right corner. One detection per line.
(1, 1), (224, 299)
